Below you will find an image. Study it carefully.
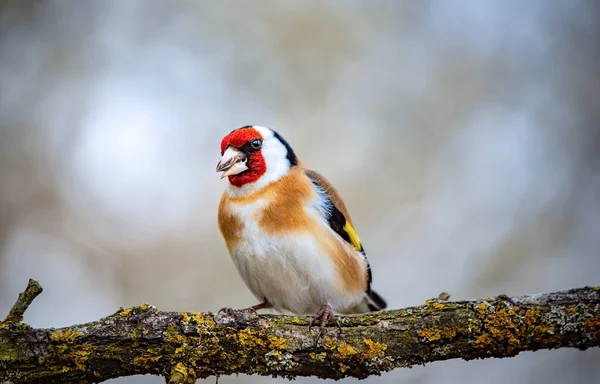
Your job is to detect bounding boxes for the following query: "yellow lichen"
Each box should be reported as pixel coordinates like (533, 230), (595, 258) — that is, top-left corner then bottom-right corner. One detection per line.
(72, 344), (93, 371)
(191, 312), (216, 330)
(425, 299), (445, 309)
(564, 306), (577, 317)
(165, 323), (187, 345)
(170, 361), (195, 384)
(173, 362), (187, 377)
(583, 317), (600, 340)
(418, 328), (441, 341)
(131, 354), (160, 369)
(418, 327), (457, 342)
(309, 352), (327, 362)
(336, 342), (357, 358)
(472, 300), (567, 352)
(268, 336), (287, 350)
(119, 308), (133, 316)
(174, 345), (187, 357)
(523, 308), (537, 327)
(106, 344), (123, 356)
(50, 329), (80, 343)
(476, 302), (489, 319)
(473, 333), (493, 349)
(477, 304), (521, 349)
(523, 308), (557, 342)
(130, 329), (139, 347)
(237, 328), (266, 349)
(45, 340), (94, 373)
(217, 327), (279, 372)
(323, 337), (336, 351)
(362, 339), (387, 360)
(425, 299), (437, 306)
(441, 327), (457, 339)
(181, 312), (191, 326)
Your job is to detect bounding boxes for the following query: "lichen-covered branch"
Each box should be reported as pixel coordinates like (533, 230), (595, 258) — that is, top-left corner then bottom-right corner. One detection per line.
(2, 279), (43, 325)
(1, 281), (599, 384)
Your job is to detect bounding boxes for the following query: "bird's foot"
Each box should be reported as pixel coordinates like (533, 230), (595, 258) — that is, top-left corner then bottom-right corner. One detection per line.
(215, 304), (266, 327)
(217, 306), (258, 321)
(246, 301), (271, 312)
(217, 306), (241, 316)
(309, 304), (341, 345)
(217, 301), (270, 316)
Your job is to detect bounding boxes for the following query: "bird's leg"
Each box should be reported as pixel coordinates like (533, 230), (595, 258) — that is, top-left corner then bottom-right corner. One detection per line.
(309, 304), (341, 344)
(245, 301), (272, 311)
(218, 300), (271, 315)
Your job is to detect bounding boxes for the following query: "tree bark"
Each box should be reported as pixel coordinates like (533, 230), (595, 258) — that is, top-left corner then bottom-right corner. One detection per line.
(1, 280), (599, 383)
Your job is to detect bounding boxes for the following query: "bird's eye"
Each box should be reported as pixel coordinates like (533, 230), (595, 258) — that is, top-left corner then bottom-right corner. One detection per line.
(251, 138), (262, 150)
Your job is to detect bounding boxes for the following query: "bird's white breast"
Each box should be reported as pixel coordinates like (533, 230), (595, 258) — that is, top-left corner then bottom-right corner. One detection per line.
(226, 197), (364, 314)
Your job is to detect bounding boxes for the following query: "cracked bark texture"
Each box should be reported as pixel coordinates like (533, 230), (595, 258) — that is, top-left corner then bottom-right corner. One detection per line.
(0, 281), (599, 384)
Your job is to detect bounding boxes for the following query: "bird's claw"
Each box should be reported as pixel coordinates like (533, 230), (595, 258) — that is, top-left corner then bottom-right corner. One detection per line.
(309, 304), (341, 345)
(217, 306), (257, 317)
(217, 306), (235, 316)
(218, 301), (269, 316)
(214, 306), (259, 328)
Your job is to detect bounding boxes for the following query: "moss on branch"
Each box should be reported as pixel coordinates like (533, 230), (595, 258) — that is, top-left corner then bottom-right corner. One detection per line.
(1, 281), (599, 383)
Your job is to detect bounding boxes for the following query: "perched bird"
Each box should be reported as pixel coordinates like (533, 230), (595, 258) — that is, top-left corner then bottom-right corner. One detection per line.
(216, 125), (386, 337)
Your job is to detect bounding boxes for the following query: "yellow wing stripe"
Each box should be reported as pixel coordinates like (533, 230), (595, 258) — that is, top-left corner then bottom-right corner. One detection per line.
(343, 221), (363, 252)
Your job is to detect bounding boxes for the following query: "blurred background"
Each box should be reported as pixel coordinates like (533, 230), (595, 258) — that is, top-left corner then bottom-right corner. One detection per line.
(1, 0), (599, 383)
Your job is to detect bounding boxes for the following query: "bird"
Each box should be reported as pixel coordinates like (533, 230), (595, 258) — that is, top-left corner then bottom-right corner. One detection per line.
(216, 125), (387, 339)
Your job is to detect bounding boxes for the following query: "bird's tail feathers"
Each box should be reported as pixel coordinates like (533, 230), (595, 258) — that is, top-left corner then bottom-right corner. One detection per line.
(366, 289), (387, 312)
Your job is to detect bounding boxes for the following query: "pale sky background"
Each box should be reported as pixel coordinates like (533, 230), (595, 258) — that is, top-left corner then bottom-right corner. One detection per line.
(1, 1), (599, 383)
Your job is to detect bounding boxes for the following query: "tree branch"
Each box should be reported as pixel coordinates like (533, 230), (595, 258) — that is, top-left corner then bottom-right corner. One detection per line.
(1, 281), (599, 383)
(2, 279), (43, 325)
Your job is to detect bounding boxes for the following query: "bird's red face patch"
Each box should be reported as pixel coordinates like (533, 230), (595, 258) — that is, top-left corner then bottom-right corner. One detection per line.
(220, 127), (266, 187)
(220, 127), (263, 154)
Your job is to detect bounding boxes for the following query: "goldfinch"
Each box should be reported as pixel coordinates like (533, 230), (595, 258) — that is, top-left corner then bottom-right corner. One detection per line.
(216, 125), (387, 337)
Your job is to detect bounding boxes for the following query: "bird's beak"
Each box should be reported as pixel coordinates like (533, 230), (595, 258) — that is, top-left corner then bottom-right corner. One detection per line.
(216, 147), (248, 179)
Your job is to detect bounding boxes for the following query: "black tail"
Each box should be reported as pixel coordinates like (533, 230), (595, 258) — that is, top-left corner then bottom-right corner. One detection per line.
(366, 290), (387, 312)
